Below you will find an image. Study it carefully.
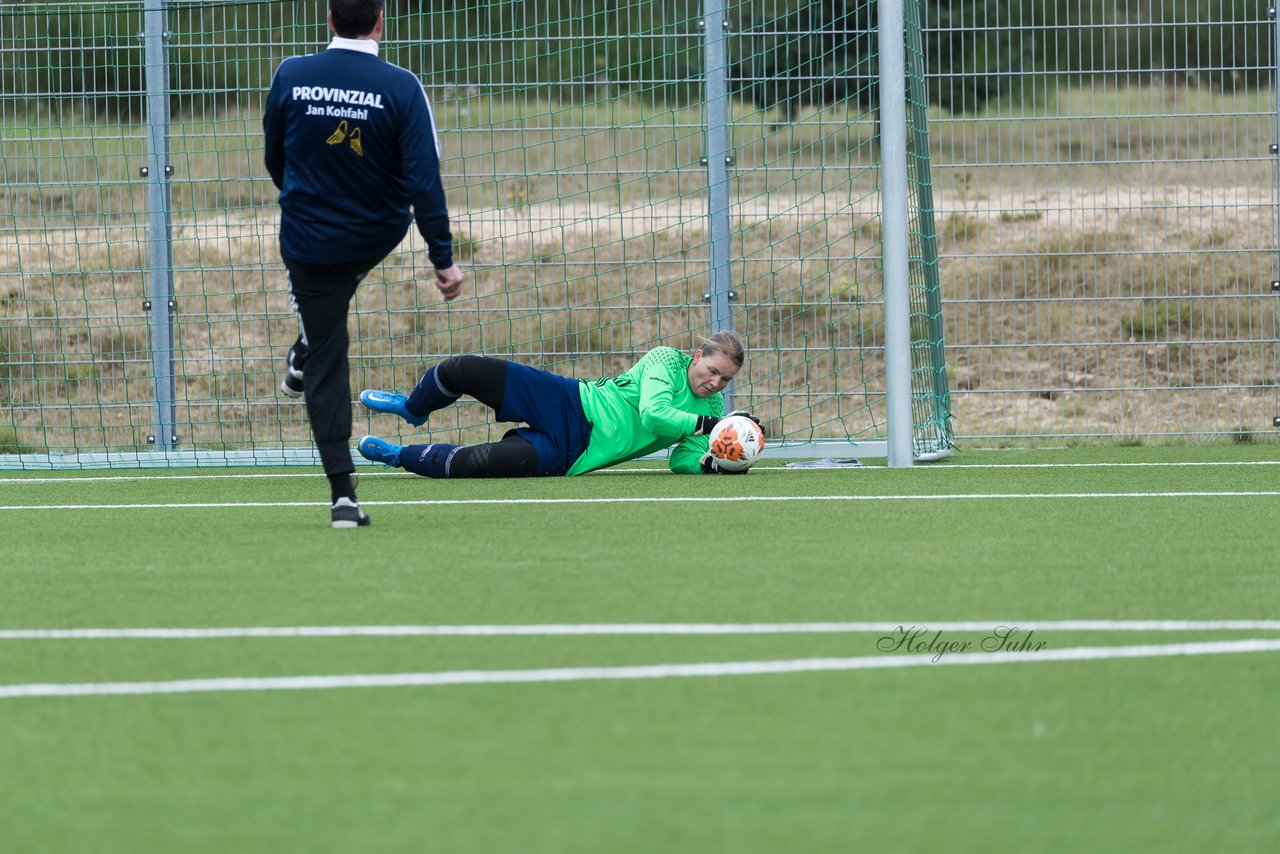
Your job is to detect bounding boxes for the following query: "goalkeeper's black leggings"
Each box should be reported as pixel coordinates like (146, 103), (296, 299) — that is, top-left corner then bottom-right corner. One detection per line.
(405, 429), (540, 478)
(407, 355), (539, 478)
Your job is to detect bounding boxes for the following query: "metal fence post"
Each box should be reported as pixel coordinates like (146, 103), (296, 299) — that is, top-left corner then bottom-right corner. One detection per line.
(702, 0), (736, 412)
(143, 0), (176, 451)
(1272, 4), (1280, 431)
(879, 0), (913, 466)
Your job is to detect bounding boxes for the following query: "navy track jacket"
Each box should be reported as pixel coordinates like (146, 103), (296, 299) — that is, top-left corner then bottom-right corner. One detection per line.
(263, 41), (453, 268)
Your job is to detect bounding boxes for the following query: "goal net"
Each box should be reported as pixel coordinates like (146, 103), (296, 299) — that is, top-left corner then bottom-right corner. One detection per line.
(0, 0), (951, 468)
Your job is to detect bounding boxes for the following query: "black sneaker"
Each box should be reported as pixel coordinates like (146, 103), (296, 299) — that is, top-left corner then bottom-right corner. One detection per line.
(280, 347), (305, 398)
(331, 496), (370, 529)
(281, 370), (304, 398)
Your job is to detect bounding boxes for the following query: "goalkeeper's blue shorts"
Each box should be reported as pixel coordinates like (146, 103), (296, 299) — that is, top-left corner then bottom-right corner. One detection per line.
(496, 362), (592, 476)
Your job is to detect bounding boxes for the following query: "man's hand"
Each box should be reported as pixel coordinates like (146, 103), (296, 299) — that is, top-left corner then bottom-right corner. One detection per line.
(434, 264), (464, 301)
(699, 452), (747, 475)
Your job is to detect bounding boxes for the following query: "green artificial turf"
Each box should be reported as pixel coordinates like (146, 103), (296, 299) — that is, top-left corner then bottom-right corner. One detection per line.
(0, 446), (1277, 852)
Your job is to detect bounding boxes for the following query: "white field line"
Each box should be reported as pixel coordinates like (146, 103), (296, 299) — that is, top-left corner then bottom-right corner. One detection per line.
(0, 472), (403, 485)
(2, 639), (1278, 700)
(2, 459), (1278, 484)
(2, 620), (1279, 640)
(907, 461), (1280, 469)
(586, 464), (1280, 473)
(2, 491), (1279, 512)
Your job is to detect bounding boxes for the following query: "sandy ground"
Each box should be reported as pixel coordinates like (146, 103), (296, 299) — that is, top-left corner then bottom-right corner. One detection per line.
(2, 185), (1277, 453)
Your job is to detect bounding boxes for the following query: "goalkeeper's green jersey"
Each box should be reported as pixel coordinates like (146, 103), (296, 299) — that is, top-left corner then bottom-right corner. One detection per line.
(567, 346), (724, 476)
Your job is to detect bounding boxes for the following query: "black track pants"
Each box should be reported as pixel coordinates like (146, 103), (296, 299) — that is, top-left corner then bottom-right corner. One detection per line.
(285, 256), (379, 476)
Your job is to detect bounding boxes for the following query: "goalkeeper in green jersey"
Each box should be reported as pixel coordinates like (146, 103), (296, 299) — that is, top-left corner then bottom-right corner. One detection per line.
(356, 330), (761, 476)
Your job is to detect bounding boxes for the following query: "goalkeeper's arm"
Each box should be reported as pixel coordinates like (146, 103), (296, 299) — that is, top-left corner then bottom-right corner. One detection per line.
(668, 437), (752, 475)
(668, 435), (709, 474)
(698, 452), (748, 475)
(693, 410), (765, 437)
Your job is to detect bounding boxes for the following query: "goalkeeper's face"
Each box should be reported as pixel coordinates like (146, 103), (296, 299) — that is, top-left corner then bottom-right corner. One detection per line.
(687, 350), (740, 398)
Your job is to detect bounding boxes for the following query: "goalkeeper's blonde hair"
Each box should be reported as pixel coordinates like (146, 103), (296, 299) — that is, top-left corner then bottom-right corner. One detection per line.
(698, 330), (746, 367)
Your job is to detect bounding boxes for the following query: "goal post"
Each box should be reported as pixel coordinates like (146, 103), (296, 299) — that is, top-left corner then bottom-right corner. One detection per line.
(880, 0), (915, 467)
(0, 0), (952, 470)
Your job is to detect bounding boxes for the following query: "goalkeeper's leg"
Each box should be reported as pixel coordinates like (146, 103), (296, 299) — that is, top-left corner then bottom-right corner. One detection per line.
(395, 356), (589, 477)
(403, 355), (507, 421)
(399, 431), (538, 478)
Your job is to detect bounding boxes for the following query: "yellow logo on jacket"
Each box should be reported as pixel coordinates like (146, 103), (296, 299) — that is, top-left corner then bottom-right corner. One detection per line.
(325, 120), (364, 157)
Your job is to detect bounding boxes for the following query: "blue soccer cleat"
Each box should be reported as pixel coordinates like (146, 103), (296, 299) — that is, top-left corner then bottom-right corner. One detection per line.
(359, 389), (428, 427)
(358, 435), (404, 468)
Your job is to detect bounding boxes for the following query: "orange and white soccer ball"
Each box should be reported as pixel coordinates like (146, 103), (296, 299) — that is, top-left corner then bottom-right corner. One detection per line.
(708, 415), (766, 472)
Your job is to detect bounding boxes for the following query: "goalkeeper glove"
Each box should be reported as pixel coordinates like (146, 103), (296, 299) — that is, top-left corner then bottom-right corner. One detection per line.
(726, 410), (765, 435)
(694, 411), (764, 437)
(699, 452), (748, 475)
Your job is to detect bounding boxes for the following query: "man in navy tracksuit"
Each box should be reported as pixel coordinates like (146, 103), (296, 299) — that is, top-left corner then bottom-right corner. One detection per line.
(264, 0), (464, 528)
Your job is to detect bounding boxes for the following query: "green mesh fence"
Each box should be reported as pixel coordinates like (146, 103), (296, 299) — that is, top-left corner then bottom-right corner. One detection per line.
(0, 0), (951, 468)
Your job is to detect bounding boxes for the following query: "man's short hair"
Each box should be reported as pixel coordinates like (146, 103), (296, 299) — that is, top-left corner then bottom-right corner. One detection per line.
(330, 0), (385, 38)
